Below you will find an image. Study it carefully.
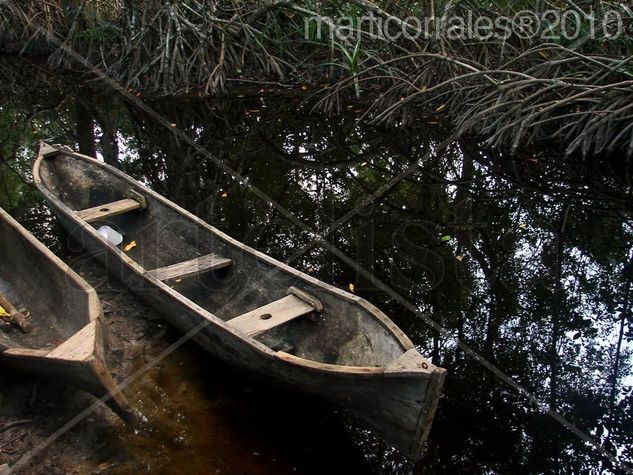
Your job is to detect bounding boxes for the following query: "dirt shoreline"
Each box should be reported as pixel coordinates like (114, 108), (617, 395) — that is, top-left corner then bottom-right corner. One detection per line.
(0, 252), (376, 474)
(0, 256), (166, 474)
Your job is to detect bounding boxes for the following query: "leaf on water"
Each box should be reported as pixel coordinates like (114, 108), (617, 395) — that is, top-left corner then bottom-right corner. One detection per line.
(360, 162), (368, 167)
(440, 235), (452, 242)
(124, 240), (137, 252)
(0, 305), (9, 318)
(348, 283), (355, 292)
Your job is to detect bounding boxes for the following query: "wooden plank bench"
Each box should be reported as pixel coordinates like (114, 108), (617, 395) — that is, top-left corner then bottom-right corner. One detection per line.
(76, 190), (147, 223)
(76, 198), (142, 223)
(147, 253), (233, 282)
(227, 287), (322, 338)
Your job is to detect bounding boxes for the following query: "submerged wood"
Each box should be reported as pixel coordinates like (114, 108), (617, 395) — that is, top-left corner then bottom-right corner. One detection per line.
(33, 142), (446, 459)
(0, 206), (131, 421)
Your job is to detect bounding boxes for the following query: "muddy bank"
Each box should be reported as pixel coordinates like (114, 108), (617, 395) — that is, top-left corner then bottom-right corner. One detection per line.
(0, 254), (379, 474)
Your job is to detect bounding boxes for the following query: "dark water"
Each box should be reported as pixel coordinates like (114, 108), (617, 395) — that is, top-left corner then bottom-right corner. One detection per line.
(0, 83), (632, 473)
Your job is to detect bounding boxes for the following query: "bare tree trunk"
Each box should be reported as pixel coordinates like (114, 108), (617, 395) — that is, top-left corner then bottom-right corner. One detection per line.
(75, 97), (97, 158)
(548, 206), (569, 409)
(454, 140), (474, 364)
(94, 107), (120, 167)
(609, 270), (631, 414)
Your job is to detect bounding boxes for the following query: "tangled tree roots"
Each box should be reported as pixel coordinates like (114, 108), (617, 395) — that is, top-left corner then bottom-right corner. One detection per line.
(1, 0), (632, 158)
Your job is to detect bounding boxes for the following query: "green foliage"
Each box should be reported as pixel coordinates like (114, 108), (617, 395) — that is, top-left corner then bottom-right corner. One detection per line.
(77, 21), (119, 45)
(336, 40), (364, 98)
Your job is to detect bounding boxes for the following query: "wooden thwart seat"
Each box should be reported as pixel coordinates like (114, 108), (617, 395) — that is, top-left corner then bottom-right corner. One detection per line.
(76, 198), (142, 223)
(46, 320), (98, 361)
(76, 190), (147, 223)
(147, 253), (233, 282)
(227, 287), (323, 338)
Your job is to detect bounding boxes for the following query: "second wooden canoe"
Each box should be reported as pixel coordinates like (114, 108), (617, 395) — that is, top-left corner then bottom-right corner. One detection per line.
(0, 206), (131, 420)
(33, 142), (445, 459)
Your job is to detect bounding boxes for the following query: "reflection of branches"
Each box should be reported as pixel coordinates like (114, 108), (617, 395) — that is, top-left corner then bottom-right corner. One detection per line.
(257, 131), (370, 170)
(475, 151), (633, 215)
(608, 262), (632, 419)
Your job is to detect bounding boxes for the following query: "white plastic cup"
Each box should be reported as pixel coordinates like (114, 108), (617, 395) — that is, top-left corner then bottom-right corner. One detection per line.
(97, 225), (123, 246)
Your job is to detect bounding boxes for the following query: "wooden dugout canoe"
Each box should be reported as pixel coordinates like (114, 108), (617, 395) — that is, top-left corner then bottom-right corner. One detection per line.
(33, 142), (445, 459)
(0, 206), (130, 420)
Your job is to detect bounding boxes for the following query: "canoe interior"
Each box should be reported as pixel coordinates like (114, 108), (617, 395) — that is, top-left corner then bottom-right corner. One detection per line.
(38, 154), (406, 367)
(0, 211), (91, 352)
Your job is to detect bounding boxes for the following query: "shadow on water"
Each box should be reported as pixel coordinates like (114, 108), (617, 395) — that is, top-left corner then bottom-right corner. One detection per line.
(109, 327), (372, 475)
(0, 76), (632, 473)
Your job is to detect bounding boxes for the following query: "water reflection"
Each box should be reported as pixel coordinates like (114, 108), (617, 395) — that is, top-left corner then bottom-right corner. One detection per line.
(0, 85), (631, 473)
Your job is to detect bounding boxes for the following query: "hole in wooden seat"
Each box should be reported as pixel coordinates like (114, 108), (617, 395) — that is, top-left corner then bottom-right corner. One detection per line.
(226, 287), (323, 338)
(77, 192), (147, 224)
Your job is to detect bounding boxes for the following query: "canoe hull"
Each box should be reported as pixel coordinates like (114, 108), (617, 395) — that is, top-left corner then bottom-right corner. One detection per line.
(34, 144), (445, 458)
(0, 319), (130, 421)
(0, 207), (131, 421)
(43, 185), (444, 458)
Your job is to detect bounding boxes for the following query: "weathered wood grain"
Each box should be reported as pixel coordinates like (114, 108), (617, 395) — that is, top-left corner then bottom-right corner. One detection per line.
(227, 295), (314, 337)
(3, 348), (49, 358)
(0, 205), (131, 421)
(384, 348), (431, 377)
(33, 142), (447, 459)
(47, 320), (96, 361)
(147, 253), (233, 282)
(76, 198), (142, 223)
